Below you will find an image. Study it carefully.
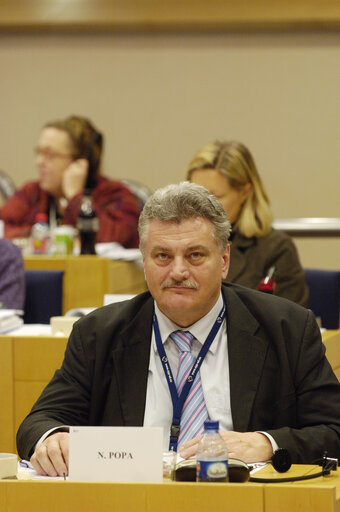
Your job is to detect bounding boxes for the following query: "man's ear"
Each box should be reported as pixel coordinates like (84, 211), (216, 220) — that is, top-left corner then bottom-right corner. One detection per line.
(142, 256), (147, 281)
(221, 245), (230, 280)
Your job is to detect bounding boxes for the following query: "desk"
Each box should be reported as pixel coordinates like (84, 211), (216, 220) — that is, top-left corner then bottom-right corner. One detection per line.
(272, 218), (340, 237)
(258, 464), (340, 512)
(0, 335), (68, 453)
(1, 330), (340, 456)
(0, 466), (340, 512)
(24, 256), (147, 314)
(323, 330), (340, 381)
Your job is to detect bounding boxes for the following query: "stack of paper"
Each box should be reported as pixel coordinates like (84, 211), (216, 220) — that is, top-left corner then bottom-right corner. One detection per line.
(0, 309), (24, 334)
(95, 242), (142, 263)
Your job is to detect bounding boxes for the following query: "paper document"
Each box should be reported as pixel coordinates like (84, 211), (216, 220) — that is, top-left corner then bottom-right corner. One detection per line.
(10, 324), (52, 336)
(95, 242), (142, 263)
(0, 309), (24, 334)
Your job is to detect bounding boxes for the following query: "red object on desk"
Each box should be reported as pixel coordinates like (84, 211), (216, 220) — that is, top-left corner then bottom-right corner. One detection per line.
(258, 266), (276, 294)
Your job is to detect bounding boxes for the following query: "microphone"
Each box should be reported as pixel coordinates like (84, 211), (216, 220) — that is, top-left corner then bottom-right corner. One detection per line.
(271, 448), (291, 472)
(258, 266), (276, 294)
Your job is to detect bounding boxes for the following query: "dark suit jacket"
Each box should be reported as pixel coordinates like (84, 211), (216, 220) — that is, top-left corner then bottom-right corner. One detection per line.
(17, 283), (340, 463)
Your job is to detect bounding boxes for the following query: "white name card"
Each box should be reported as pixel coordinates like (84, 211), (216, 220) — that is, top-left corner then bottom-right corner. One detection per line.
(68, 426), (163, 482)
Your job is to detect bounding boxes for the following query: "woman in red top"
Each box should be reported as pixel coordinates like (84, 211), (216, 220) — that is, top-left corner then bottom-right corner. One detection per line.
(0, 116), (140, 248)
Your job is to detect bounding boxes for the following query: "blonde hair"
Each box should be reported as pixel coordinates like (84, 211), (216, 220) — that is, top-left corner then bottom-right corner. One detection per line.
(186, 140), (272, 237)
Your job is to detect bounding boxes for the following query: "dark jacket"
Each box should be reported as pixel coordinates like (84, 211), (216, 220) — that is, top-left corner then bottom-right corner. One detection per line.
(226, 228), (309, 306)
(0, 239), (25, 309)
(17, 283), (340, 463)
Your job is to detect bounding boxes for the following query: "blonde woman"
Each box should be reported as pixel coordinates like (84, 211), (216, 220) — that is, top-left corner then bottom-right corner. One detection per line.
(187, 140), (308, 306)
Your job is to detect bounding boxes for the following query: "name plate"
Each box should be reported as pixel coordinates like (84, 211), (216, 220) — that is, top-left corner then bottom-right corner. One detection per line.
(69, 426), (163, 482)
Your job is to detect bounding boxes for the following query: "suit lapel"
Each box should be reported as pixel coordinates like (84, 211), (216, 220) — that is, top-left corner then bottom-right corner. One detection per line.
(222, 286), (269, 431)
(110, 297), (154, 426)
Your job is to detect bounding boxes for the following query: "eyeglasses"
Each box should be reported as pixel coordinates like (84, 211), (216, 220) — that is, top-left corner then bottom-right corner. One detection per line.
(34, 147), (74, 161)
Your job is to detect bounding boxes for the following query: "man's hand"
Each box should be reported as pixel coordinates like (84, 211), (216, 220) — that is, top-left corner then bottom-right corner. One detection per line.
(179, 430), (273, 463)
(30, 432), (70, 477)
(62, 158), (88, 201)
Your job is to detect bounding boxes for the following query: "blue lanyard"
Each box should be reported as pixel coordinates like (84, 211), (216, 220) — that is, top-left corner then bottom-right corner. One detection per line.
(153, 297), (225, 451)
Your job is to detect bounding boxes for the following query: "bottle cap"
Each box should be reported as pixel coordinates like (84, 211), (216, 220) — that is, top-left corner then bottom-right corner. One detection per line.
(203, 420), (219, 430)
(35, 213), (48, 223)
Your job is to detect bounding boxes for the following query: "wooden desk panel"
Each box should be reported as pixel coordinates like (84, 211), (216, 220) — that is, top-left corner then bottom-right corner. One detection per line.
(2, 0), (340, 31)
(24, 256), (147, 313)
(15, 382), (51, 433)
(0, 335), (68, 453)
(13, 337), (68, 447)
(0, 480), (263, 512)
(259, 464), (340, 512)
(266, 485), (337, 512)
(108, 259), (146, 295)
(323, 330), (340, 381)
(1, 468), (340, 512)
(14, 337), (67, 381)
(0, 337), (14, 452)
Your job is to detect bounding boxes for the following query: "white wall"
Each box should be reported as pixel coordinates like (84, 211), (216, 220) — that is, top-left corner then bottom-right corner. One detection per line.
(1, 31), (339, 267)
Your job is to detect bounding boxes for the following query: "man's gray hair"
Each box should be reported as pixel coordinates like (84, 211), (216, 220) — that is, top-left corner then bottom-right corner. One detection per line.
(138, 181), (231, 253)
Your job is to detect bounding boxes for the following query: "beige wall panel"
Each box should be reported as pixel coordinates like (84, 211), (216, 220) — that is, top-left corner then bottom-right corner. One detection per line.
(294, 238), (340, 271)
(0, 31), (339, 269)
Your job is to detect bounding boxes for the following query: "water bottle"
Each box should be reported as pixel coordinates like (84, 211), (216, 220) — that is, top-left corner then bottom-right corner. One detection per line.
(76, 189), (99, 255)
(31, 213), (50, 254)
(196, 420), (228, 482)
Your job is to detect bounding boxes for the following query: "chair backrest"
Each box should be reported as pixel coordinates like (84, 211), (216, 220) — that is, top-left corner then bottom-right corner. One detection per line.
(304, 268), (340, 329)
(24, 270), (64, 324)
(120, 179), (152, 212)
(0, 169), (16, 206)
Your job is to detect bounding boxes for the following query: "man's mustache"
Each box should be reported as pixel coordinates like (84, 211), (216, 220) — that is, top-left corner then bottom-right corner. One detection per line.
(160, 280), (199, 290)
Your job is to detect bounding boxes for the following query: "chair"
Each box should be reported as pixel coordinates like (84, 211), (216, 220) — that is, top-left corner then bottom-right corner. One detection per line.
(24, 270), (64, 324)
(304, 268), (340, 329)
(120, 179), (152, 212)
(0, 169), (16, 206)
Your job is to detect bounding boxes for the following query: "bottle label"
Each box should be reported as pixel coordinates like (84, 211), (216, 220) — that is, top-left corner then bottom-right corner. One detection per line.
(32, 238), (49, 254)
(54, 234), (74, 255)
(197, 460), (228, 482)
(77, 218), (99, 232)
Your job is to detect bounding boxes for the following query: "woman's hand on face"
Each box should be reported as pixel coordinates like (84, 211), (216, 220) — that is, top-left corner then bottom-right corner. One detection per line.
(62, 158), (89, 201)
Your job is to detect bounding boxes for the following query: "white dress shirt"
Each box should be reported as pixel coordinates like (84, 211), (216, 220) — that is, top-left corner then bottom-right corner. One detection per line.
(143, 293), (233, 450)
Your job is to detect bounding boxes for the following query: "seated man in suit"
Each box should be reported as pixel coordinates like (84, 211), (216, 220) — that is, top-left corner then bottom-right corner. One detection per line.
(17, 182), (340, 477)
(0, 238), (25, 309)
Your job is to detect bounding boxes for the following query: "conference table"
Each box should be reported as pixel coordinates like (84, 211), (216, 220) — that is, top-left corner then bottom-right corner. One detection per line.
(323, 329), (340, 381)
(1, 464), (340, 512)
(1, 329), (340, 458)
(24, 255), (147, 313)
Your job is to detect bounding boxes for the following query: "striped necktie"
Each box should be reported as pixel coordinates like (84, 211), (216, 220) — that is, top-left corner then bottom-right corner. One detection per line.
(170, 330), (209, 447)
